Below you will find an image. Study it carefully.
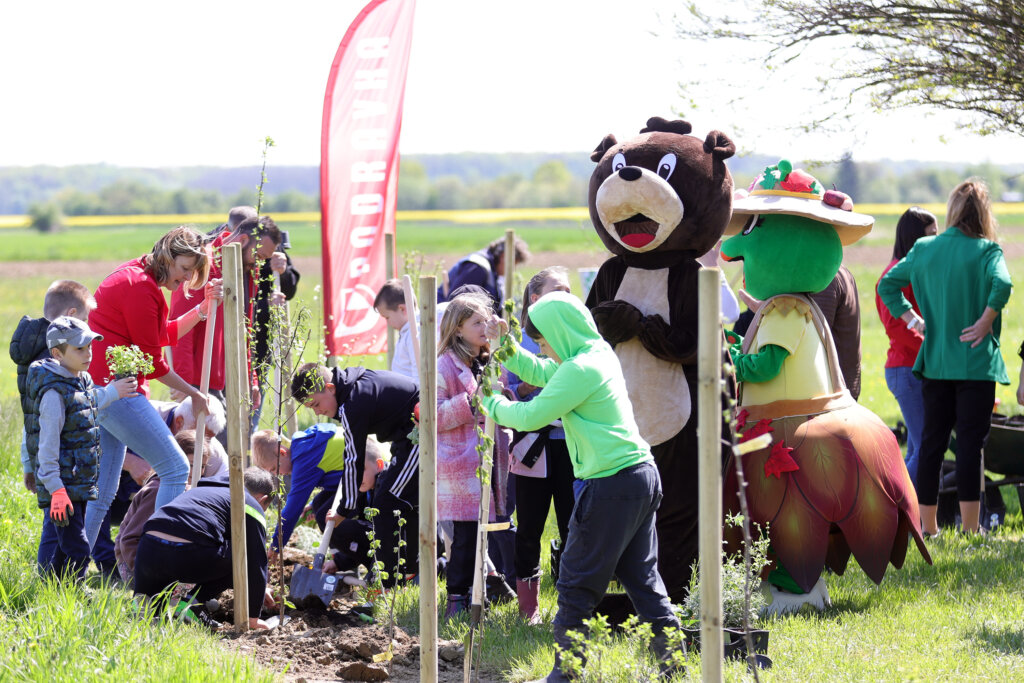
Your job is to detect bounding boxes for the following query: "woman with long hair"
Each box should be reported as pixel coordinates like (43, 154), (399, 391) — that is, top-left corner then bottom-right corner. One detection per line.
(879, 180), (1012, 534)
(875, 207), (937, 486)
(84, 226), (221, 548)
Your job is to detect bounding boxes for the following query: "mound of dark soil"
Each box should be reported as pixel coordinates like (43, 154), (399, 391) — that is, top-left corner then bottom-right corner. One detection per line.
(212, 547), (486, 681)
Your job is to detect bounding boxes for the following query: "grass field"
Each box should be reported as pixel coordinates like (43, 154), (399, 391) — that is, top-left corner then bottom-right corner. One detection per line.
(2, 215), (1024, 681)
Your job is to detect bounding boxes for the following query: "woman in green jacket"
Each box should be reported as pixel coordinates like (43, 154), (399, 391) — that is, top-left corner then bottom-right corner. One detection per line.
(480, 291), (680, 680)
(879, 178), (1012, 535)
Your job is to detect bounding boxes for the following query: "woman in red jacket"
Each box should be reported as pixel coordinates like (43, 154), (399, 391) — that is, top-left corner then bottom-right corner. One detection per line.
(84, 226), (221, 549)
(874, 207), (937, 487)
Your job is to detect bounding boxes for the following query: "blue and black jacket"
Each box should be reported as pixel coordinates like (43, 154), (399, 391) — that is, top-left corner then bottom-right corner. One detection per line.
(271, 423), (347, 551)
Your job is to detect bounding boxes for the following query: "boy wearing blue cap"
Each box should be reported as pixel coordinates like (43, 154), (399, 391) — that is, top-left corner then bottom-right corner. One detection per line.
(25, 316), (137, 580)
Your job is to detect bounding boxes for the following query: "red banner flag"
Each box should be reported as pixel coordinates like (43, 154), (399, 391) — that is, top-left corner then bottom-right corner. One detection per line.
(320, 0), (416, 357)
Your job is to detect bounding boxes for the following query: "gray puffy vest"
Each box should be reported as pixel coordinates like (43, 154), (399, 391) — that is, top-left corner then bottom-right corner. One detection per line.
(25, 361), (100, 508)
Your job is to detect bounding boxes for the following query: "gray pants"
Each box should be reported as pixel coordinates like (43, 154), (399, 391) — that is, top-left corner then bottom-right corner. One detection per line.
(553, 460), (679, 646)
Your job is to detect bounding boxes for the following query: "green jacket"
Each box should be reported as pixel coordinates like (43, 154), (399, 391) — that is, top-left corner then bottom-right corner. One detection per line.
(480, 292), (652, 480)
(879, 226), (1012, 384)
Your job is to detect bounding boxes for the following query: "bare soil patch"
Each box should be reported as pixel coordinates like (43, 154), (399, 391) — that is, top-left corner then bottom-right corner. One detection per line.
(213, 547), (494, 683)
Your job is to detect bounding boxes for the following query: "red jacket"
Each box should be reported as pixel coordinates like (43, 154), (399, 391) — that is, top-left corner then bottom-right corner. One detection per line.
(875, 259), (924, 368)
(88, 258), (180, 397)
(168, 232), (257, 391)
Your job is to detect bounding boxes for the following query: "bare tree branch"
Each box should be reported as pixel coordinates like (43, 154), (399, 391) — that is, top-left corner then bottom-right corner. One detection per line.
(677, 0), (1024, 137)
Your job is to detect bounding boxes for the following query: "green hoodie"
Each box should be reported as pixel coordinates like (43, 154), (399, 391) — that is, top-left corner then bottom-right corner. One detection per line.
(479, 292), (652, 480)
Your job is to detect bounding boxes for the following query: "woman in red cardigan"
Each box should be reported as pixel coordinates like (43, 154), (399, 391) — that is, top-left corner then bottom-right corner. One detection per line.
(83, 226), (221, 549)
(874, 207), (937, 488)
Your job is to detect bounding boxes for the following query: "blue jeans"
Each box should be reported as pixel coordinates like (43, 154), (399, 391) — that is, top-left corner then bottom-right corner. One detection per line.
(885, 366), (925, 485)
(85, 394), (190, 548)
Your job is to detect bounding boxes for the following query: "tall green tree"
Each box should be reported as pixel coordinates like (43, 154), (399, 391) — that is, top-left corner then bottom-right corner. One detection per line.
(678, 1), (1024, 137)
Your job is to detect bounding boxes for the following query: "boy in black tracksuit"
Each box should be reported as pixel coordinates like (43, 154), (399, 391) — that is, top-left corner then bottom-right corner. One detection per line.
(133, 468), (276, 630)
(291, 363), (419, 586)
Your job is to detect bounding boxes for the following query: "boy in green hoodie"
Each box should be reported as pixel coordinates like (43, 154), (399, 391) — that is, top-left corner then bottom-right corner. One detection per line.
(480, 291), (680, 681)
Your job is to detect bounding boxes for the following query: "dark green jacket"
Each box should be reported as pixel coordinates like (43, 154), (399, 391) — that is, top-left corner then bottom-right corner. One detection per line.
(879, 227), (1012, 384)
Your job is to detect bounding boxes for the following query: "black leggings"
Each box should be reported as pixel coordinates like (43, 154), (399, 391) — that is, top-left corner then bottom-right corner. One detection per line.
(513, 439), (575, 580)
(446, 520), (478, 595)
(916, 378), (994, 505)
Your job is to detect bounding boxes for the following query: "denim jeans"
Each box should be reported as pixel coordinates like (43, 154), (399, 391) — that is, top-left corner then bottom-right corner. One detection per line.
(553, 461), (678, 641)
(885, 366), (926, 485)
(84, 394), (190, 548)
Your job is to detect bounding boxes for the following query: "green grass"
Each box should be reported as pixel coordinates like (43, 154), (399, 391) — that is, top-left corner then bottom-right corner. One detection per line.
(0, 219), (604, 262)
(0, 400), (275, 681)
(4, 219), (1024, 680)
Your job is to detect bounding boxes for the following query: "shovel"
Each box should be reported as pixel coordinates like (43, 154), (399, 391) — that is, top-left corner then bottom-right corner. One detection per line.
(289, 476), (367, 608)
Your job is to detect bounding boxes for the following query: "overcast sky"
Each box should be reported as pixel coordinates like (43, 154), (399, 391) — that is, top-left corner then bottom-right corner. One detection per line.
(3, 0), (1024, 168)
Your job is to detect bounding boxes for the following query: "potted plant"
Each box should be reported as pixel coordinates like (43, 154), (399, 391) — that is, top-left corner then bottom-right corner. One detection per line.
(106, 344), (155, 381)
(679, 515), (772, 669)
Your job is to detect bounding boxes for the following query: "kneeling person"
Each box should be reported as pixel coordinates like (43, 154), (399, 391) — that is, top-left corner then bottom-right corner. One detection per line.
(133, 467), (277, 630)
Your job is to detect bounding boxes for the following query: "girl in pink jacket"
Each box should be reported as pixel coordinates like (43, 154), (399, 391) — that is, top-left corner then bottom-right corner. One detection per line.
(436, 293), (510, 617)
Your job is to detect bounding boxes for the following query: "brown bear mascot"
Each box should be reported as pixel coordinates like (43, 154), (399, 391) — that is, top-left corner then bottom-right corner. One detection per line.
(585, 116), (735, 606)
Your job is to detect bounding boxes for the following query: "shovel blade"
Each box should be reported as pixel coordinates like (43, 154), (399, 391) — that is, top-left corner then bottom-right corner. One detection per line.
(289, 565), (338, 608)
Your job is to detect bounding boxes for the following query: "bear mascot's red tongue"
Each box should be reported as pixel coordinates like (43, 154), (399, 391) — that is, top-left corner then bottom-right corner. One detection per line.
(621, 232), (655, 248)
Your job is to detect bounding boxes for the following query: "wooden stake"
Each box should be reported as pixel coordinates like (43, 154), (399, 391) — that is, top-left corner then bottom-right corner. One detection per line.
(698, 267), (723, 681)
(417, 276), (439, 683)
(465, 231), (515, 681)
(190, 304), (217, 488)
(223, 243), (250, 630)
(402, 274), (420, 373)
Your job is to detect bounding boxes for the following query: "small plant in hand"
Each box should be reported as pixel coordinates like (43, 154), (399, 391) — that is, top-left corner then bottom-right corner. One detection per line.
(106, 345), (155, 380)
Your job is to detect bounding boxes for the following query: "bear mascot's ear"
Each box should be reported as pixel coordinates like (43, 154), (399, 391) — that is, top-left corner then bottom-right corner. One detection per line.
(703, 130), (736, 161)
(640, 117), (693, 136)
(591, 134), (618, 162)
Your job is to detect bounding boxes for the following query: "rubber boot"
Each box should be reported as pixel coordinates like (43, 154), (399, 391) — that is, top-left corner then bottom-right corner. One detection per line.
(517, 578), (541, 624)
(443, 593), (470, 619)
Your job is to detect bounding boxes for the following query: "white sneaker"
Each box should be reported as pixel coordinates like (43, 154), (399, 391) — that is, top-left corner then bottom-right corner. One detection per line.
(761, 576), (830, 617)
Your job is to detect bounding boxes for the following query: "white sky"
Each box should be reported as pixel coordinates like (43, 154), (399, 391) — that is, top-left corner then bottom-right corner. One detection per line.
(3, 0), (1024, 168)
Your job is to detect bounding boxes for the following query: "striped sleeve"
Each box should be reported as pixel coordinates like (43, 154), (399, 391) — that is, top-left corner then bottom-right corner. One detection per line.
(337, 407), (362, 515)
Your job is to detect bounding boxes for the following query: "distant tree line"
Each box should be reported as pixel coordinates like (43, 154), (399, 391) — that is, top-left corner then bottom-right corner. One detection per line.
(51, 181), (319, 216)
(12, 154), (1024, 227)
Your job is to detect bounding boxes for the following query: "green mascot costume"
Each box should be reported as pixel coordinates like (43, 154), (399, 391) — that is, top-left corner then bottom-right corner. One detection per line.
(722, 160), (933, 614)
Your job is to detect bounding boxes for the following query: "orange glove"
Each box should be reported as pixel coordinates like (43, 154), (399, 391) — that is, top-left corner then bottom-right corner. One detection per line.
(50, 488), (74, 527)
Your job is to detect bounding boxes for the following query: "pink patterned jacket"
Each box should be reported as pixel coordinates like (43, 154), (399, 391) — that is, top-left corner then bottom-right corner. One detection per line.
(436, 350), (510, 521)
